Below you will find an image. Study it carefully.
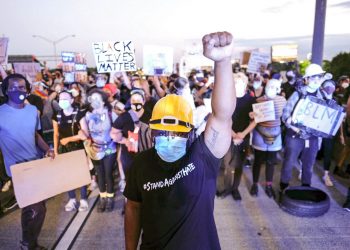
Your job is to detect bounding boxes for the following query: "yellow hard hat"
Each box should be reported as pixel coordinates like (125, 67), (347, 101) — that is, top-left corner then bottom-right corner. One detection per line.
(149, 94), (194, 132)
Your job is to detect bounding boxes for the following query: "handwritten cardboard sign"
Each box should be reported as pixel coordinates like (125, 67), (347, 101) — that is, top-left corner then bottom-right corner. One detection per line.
(247, 51), (271, 74)
(291, 95), (345, 138)
(13, 62), (41, 83)
(253, 100), (276, 123)
(11, 150), (91, 208)
(92, 41), (136, 73)
(143, 45), (174, 75)
(0, 37), (9, 64)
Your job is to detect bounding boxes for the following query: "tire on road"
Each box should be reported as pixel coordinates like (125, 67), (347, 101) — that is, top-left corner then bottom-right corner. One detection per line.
(280, 186), (330, 217)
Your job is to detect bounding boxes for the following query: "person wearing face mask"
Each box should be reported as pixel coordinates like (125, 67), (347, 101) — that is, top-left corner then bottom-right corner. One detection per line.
(80, 89), (117, 212)
(250, 74), (265, 98)
(123, 31), (236, 250)
(334, 75), (350, 106)
(0, 74), (55, 250)
(281, 70), (297, 100)
(52, 91), (88, 212)
(111, 91), (149, 178)
(250, 79), (286, 198)
(95, 74), (108, 88)
(216, 72), (256, 200)
(279, 64), (327, 192)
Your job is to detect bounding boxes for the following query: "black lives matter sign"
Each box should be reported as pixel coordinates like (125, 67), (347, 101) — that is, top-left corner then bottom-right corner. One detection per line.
(92, 41), (136, 73)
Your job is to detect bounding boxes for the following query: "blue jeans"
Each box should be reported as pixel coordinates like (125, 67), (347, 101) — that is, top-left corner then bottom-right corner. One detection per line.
(280, 134), (319, 186)
(68, 186), (88, 200)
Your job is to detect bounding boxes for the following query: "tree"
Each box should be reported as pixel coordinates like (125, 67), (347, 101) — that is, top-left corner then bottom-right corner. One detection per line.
(327, 52), (350, 81)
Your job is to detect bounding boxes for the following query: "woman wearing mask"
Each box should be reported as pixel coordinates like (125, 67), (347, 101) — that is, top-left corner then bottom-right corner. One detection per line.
(52, 91), (88, 211)
(70, 82), (86, 108)
(250, 79), (286, 198)
(80, 89), (117, 212)
(250, 74), (265, 99)
(111, 90), (149, 176)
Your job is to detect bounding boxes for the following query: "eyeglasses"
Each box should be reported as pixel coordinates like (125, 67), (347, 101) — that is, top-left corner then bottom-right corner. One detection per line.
(309, 74), (324, 80)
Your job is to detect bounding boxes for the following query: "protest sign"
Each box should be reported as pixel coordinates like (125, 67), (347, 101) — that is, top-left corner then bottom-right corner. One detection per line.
(92, 41), (136, 73)
(247, 51), (271, 74)
(0, 37), (9, 64)
(252, 100), (276, 123)
(13, 62), (41, 83)
(61, 52), (88, 83)
(291, 95), (345, 138)
(143, 45), (174, 76)
(11, 150), (91, 208)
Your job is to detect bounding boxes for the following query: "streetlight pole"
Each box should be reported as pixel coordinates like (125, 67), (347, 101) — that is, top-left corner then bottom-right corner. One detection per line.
(311, 0), (327, 66)
(32, 34), (76, 67)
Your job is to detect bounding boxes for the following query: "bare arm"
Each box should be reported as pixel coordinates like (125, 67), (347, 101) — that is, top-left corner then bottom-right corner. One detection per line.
(125, 200), (141, 250)
(0, 65), (7, 79)
(203, 32), (236, 158)
(151, 76), (166, 98)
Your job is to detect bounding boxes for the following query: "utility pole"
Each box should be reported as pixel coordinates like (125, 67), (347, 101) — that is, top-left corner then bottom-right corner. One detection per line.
(311, 0), (327, 66)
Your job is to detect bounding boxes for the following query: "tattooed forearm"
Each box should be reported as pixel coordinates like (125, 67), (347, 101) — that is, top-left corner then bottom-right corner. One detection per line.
(207, 126), (219, 148)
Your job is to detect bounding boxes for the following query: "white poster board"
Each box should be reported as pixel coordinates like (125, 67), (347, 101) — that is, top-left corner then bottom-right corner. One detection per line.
(0, 37), (9, 64)
(247, 51), (271, 74)
(143, 45), (173, 75)
(11, 150), (91, 208)
(13, 62), (41, 83)
(252, 100), (275, 123)
(92, 41), (136, 73)
(291, 96), (345, 138)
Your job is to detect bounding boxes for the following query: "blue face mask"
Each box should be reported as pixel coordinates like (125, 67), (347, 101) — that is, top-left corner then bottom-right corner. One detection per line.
(155, 136), (188, 162)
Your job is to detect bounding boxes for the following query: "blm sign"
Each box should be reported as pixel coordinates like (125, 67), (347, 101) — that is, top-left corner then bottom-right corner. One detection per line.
(291, 95), (345, 138)
(92, 41), (136, 73)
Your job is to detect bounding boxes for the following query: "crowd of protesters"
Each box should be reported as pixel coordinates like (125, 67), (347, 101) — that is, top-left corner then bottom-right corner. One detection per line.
(0, 50), (350, 248)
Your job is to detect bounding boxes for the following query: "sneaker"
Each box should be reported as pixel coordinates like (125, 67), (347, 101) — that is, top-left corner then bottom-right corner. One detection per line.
(78, 199), (89, 212)
(265, 185), (276, 199)
(97, 197), (107, 213)
(216, 189), (231, 199)
(232, 189), (242, 200)
(3, 196), (18, 211)
(20, 241), (47, 250)
(343, 200), (350, 212)
(89, 179), (98, 191)
(298, 170), (302, 181)
(65, 199), (77, 212)
(119, 179), (126, 193)
(1, 180), (11, 192)
(323, 174), (334, 187)
(250, 183), (258, 196)
(105, 197), (114, 212)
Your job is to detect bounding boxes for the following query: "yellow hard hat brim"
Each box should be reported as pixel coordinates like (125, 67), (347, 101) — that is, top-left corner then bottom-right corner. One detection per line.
(149, 123), (192, 133)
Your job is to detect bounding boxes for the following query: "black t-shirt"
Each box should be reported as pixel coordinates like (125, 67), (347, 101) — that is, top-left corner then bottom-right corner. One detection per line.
(281, 82), (296, 100)
(232, 93), (255, 132)
(124, 134), (221, 250)
(27, 94), (44, 116)
(52, 107), (86, 139)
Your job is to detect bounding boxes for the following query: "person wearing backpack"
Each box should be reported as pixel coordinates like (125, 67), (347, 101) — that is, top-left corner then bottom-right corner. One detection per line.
(52, 90), (88, 212)
(79, 89), (117, 212)
(280, 64), (327, 191)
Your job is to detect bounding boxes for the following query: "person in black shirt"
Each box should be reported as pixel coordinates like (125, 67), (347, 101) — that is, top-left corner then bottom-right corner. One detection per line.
(124, 32), (236, 250)
(52, 90), (88, 212)
(217, 72), (256, 200)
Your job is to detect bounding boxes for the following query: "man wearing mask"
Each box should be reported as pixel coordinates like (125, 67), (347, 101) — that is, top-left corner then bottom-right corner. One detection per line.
(0, 74), (54, 249)
(123, 31), (236, 250)
(217, 72), (256, 200)
(280, 64), (326, 191)
(95, 74), (108, 88)
(335, 75), (350, 106)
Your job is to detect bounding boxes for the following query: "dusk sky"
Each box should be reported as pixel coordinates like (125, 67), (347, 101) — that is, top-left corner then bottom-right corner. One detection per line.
(2, 0), (350, 68)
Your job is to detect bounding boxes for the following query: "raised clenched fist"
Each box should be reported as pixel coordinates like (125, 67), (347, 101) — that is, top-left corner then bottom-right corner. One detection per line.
(202, 31), (233, 62)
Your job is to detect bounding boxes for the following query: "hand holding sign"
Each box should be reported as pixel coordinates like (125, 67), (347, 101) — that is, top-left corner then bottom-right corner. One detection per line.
(202, 32), (233, 62)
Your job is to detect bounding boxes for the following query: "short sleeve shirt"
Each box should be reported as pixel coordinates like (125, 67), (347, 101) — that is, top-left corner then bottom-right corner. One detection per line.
(124, 134), (221, 250)
(0, 104), (41, 177)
